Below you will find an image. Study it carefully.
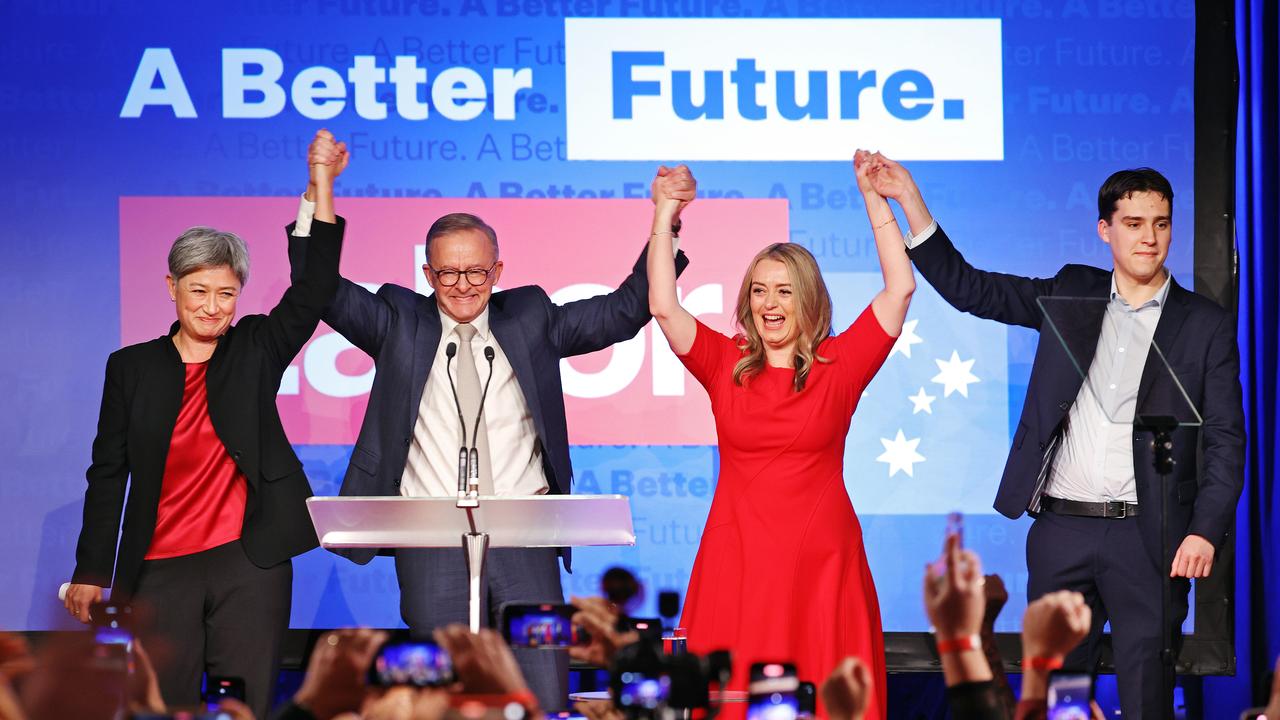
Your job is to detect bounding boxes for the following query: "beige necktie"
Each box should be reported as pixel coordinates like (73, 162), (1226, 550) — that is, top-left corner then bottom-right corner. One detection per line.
(454, 324), (494, 495)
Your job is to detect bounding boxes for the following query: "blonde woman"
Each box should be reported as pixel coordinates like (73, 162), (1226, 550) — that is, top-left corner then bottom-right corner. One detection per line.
(647, 152), (913, 720)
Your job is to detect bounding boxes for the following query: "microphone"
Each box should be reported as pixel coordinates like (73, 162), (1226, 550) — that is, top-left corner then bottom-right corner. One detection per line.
(467, 347), (498, 495)
(444, 342), (468, 493)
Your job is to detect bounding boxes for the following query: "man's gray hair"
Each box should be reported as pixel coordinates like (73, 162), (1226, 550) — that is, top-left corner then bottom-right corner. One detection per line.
(167, 226), (250, 285)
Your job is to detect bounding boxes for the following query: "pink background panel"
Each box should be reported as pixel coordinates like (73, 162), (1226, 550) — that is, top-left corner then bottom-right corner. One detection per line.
(119, 197), (789, 445)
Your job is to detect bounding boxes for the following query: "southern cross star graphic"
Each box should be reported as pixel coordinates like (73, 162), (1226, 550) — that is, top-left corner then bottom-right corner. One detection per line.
(908, 386), (936, 414)
(876, 429), (926, 477)
(931, 350), (980, 398)
(890, 319), (923, 358)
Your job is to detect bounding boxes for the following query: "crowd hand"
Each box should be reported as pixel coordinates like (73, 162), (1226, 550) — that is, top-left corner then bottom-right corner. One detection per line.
(360, 686), (449, 720)
(433, 626), (530, 696)
(215, 698), (257, 720)
(18, 632), (152, 720)
(575, 699), (625, 720)
(307, 128), (350, 192)
(293, 628), (388, 720)
(62, 583), (102, 624)
(923, 533), (986, 641)
(1021, 591), (1091, 661)
(1170, 534), (1214, 578)
(568, 596), (640, 667)
(820, 656), (871, 720)
(0, 633), (34, 680)
(650, 164), (696, 216)
(982, 574), (1008, 627)
(128, 639), (166, 715)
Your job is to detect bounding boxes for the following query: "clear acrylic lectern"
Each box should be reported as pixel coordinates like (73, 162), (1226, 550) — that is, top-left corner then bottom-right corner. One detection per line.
(306, 495), (636, 632)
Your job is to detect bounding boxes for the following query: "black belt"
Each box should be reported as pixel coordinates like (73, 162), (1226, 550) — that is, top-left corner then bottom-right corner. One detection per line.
(1041, 496), (1140, 519)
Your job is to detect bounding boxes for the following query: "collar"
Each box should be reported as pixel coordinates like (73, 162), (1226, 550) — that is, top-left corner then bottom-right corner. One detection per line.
(438, 304), (492, 343)
(1110, 270), (1172, 310)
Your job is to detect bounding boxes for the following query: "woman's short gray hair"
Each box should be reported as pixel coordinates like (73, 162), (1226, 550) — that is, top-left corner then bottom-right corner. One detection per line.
(167, 226), (250, 285)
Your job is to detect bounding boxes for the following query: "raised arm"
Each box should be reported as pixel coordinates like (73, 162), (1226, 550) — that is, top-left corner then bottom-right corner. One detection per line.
(856, 151), (914, 337)
(648, 165), (698, 355)
(869, 153), (1057, 330)
(256, 130), (347, 373)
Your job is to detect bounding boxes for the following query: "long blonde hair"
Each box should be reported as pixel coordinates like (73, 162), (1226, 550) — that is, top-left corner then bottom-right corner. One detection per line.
(732, 243), (833, 392)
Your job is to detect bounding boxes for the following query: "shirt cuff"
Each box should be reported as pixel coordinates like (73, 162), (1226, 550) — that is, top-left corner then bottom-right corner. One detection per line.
(295, 193), (316, 237)
(904, 219), (939, 250)
(672, 236), (681, 257)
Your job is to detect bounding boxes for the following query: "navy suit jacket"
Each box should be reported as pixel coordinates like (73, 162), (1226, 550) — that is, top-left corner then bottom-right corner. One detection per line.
(291, 232), (688, 567)
(908, 226), (1244, 568)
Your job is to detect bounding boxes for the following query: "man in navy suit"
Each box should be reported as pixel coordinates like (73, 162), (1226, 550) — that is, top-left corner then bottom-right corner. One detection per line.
(290, 164), (695, 710)
(861, 155), (1244, 718)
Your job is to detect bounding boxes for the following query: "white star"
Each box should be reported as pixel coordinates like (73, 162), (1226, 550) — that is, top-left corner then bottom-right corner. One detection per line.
(908, 387), (936, 414)
(931, 350), (980, 398)
(876, 430), (926, 478)
(891, 319), (923, 358)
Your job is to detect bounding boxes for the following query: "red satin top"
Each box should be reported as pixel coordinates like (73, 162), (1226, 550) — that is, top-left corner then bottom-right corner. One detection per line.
(145, 363), (247, 560)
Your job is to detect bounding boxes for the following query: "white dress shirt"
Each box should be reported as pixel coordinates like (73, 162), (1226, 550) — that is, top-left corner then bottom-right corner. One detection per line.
(906, 220), (1171, 504)
(294, 195), (548, 497)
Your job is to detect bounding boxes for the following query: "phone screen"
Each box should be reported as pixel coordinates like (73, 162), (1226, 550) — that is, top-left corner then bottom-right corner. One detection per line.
(204, 676), (246, 710)
(615, 671), (671, 709)
(747, 663), (799, 720)
(502, 604), (587, 649)
(1047, 672), (1093, 720)
(369, 641), (455, 687)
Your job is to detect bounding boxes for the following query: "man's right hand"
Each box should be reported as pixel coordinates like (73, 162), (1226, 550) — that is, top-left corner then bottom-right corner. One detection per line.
(63, 583), (102, 624)
(306, 129), (349, 199)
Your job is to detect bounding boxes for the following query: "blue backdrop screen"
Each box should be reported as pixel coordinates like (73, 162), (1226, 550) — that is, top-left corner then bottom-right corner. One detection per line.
(0, 1), (1196, 633)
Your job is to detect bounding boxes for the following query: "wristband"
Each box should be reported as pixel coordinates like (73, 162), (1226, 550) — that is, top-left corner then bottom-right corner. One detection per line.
(1025, 655), (1064, 671)
(935, 633), (981, 654)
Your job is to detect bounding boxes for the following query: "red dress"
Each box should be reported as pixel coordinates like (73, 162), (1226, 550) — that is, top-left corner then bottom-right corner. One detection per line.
(677, 304), (895, 720)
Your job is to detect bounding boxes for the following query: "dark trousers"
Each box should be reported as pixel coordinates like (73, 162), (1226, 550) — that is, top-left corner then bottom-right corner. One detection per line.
(395, 546), (569, 711)
(1026, 510), (1189, 720)
(132, 539), (292, 720)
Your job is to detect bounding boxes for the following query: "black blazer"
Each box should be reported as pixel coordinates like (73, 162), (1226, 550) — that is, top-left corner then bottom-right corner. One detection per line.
(908, 225), (1245, 567)
(71, 218), (345, 600)
(288, 236), (688, 568)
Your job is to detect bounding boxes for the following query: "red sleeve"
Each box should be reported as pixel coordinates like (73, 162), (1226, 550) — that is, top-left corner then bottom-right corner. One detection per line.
(826, 303), (897, 395)
(677, 319), (738, 397)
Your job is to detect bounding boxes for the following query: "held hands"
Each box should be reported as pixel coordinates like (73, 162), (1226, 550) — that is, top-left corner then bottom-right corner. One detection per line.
(307, 128), (350, 196)
(293, 628), (388, 720)
(1020, 591), (1091, 662)
(62, 583), (102, 624)
(1170, 534), (1214, 578)
(923, 533), (986, 642)
(854, 151), (918, 202)
(650, 164), (696, 219)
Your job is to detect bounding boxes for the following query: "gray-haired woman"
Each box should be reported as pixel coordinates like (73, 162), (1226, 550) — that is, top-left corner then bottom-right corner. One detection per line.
(64, 130), (348, 719)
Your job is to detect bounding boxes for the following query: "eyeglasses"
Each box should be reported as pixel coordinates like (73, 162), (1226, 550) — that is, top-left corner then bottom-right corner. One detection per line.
(429, 262), (497, 287)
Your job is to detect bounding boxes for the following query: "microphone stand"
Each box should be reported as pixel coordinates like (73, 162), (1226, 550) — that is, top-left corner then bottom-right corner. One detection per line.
(445, 342), (476, 509)
(1138, 414), (1178, 719)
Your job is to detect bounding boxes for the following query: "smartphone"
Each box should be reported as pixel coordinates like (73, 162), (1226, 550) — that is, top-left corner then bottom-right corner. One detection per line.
(796, 681), (816, 718)
(368, 641), (455, 687)
(203, 676), (245, 711)
(747, 662), (800, 720)
(501, 603), (589, 649)
(614, 671), (672, 710)
(625, 617), (664, 643)
(90, 601), (134, 648)
(1046, 671), (1093, 720)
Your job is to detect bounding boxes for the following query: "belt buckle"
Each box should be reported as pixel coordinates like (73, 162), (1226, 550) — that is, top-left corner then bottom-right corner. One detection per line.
(1112, 502), (1127, 519)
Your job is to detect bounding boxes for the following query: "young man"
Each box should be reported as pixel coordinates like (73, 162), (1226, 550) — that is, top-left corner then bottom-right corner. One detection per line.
(865, 155), (1244, 719)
